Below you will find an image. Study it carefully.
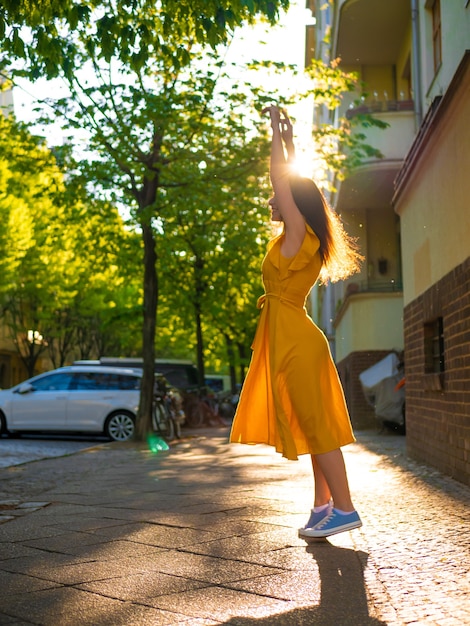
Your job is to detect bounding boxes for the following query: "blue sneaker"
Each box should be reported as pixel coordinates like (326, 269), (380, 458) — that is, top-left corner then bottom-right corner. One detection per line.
(300, 509), (362, 538)
(298, 501), (333, 538)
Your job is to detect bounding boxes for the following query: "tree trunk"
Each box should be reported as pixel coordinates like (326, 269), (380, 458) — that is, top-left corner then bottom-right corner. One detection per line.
(25, 342), (38, 378)
(237, 341), (248, 383)
(135, 221), (157, 441)
(224, 333), (237, 394)
(193, 256), (206, 388)
(195, 306), (205, 388)
(22, 337), (44, 378)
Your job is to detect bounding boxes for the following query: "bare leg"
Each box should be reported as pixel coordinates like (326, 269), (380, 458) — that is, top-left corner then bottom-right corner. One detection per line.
(311, 455), (332, 506)
(313, 448), (355, 512)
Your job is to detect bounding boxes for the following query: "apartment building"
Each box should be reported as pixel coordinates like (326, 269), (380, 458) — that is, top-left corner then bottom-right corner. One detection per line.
(306, 0), (412, 428)
(306, 0), (470, 485)
(393, 2), (470, 485)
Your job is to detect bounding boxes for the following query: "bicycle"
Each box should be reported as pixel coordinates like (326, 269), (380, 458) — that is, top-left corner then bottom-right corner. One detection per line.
(152, 392), (176, 441)
(182, 387), (226, 428)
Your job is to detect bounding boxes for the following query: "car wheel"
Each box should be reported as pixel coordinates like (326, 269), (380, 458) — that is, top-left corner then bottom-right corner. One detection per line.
(104, 411), (135, 442)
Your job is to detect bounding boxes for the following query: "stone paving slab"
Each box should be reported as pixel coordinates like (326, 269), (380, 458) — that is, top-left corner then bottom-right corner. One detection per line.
(0, 428), (469, 625)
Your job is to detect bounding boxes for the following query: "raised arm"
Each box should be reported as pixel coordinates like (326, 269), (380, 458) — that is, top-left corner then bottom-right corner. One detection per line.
(280, 113), (296, 164)
(262, 105), (305, 257)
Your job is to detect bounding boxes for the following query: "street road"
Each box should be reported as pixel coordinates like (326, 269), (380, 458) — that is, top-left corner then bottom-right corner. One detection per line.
(0, 435), (106, 469)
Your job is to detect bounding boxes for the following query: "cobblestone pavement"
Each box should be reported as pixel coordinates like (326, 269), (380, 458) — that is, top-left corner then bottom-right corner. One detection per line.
(0, 436), (103, 469)
(0, 428), (469, 625)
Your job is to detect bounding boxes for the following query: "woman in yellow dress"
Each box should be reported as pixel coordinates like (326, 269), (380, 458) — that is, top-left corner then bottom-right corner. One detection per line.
(230, 105), (363, 538)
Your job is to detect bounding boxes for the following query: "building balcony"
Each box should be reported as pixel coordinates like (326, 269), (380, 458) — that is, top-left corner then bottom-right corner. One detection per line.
(346, 99), (414, 119)
(335, 101), (416, 213)
(344, 279), (403, 295)
(334, 289), (404, 362)
(333, 0), (410, 67)
(346, 99), (416, 163)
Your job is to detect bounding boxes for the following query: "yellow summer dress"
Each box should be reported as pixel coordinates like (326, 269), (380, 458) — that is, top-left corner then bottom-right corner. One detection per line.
(230, 223), (355, 461)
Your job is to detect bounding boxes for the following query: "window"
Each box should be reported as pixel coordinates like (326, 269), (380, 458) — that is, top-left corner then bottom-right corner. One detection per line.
(424, 317), (445, 374)
(71, 372), (141, 391)
(431, 0), (442, 73)
(72, 372), (102, 390)
(31, 372), (73, 391)
(117, 374), (141, 390)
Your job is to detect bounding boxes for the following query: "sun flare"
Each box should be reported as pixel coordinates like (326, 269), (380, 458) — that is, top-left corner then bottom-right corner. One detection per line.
(288, 147), (327, 186)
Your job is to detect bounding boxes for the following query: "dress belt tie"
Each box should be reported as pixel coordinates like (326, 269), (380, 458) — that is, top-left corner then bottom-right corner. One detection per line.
(257, 292), (305, 309)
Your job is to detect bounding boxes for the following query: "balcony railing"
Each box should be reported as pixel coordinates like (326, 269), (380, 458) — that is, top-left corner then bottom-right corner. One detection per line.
(346, 99), (414, 120)
(345, 280), (403, 295)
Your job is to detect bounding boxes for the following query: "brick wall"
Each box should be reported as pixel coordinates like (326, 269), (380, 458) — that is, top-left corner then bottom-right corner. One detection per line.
(404, 256), (470, 486)
(337, 349), (391, 430)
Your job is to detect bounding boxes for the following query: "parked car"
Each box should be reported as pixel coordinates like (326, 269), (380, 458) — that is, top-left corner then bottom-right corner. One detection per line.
(0, 365), (142, 442)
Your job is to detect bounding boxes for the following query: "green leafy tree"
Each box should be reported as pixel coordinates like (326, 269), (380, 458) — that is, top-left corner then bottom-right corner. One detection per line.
(159, 128), (271, 388)
(0, 113), (142, 374)
(0, 0), (289, 73)
(0, 113), (68, 376)
(45, 194), (143, 367)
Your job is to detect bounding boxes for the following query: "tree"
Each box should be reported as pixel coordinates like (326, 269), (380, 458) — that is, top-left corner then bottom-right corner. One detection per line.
(0, 0), (289, 76)
(44, 196), (143, 366)
(158, 128), (271, 388)
(0, 113), (142, 374)
(0, 113), (69, 376)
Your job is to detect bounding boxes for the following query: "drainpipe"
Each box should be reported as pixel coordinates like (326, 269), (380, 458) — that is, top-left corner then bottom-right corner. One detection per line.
(411, 0), (423, 128)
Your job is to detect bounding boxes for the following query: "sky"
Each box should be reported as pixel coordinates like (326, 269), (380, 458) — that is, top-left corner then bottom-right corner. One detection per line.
(229, 0), (313, 66)
(227, 0), (316, 150)
(13, 0), (315, 168)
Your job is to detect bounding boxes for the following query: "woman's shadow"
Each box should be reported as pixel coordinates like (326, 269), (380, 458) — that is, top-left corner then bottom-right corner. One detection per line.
(223, 541), (387, 625)
(303, 540), (385, 624)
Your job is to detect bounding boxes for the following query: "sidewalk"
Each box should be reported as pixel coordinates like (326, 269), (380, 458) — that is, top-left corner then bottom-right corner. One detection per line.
(0, 427), (469, 625)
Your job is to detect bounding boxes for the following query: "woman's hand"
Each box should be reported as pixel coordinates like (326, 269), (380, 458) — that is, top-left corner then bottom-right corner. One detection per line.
(262, 104), (282, 129)
(280, 112), (294, 146)
(263, 106), (295, 162)
(262, 106), (294, 144)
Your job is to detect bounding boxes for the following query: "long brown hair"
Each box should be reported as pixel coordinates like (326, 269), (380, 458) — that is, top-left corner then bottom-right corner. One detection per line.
(289, 176), (362, 283)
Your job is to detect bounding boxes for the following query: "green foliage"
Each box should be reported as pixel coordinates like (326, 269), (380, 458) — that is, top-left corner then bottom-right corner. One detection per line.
(311, 116), (388, 183)
(304, 58), (359, 110)
(0, 0), (289, 79)
(0, 114), (142, 374)
(157, 128), (272, 374)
